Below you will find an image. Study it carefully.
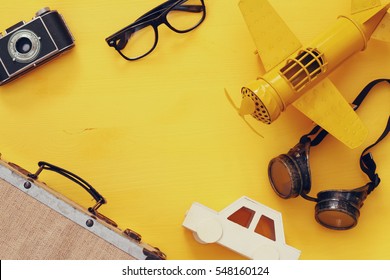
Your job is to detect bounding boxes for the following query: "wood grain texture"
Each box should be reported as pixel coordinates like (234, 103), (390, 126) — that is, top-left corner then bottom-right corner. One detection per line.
(0, 0), (389, 259)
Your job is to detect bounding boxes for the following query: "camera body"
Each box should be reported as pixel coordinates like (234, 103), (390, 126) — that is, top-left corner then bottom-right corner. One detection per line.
(0, 8), (75, 86)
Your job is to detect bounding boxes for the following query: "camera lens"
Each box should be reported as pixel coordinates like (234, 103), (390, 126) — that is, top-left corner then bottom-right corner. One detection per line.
(8, 29), (41, 63)
(15, 37), (33, 54)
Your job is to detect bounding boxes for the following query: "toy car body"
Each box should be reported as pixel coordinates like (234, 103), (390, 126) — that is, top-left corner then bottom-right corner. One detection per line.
(183, 196), (300, 259)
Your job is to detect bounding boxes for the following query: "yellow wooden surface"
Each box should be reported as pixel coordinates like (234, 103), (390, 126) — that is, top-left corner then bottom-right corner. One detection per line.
(0, 0), (389, 260)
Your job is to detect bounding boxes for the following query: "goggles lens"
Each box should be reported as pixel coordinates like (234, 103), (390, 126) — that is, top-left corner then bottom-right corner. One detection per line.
(315, 197), (360, 230)
(316, 209), (356, 230)
(268, 141), (311, 199)
(268, 158), (294, 198)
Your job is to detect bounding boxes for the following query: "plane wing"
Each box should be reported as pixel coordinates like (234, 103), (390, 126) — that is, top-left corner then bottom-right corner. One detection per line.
(239, 0), (389, 70)
(372, 11), (390, 42)
(292, 79), (368, 149)
(238, 0), (301, 71)
(351, 0), (381, 14)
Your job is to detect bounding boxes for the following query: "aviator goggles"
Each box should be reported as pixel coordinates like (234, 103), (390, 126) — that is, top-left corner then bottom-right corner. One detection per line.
(268, 79), (390, 230)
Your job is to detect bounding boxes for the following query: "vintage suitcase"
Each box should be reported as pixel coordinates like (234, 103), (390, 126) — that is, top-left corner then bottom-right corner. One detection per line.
(0, 158), (166, 260)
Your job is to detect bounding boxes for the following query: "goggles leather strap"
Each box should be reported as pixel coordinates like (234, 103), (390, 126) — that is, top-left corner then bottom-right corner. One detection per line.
(352, 79), (390, 108)
(360, 116), (390, 194)
(300, 79), (390, 197)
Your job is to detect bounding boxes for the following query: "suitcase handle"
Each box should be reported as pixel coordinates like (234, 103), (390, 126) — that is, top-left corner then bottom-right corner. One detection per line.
(28, 161), (117, 227)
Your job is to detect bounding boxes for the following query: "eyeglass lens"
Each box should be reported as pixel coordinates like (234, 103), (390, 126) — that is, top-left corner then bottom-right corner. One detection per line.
(120, 0), (205, 60)
(123, 25), (157, 59)
(166, 0), (205, 32)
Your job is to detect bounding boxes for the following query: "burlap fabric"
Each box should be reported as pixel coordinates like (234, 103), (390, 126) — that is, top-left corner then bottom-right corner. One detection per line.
(0, 179), (133, 260)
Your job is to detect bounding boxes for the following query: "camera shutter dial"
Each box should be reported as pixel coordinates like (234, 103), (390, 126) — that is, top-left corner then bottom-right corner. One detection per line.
(35, 7), (51, 17)
(8, 29), (41, 63)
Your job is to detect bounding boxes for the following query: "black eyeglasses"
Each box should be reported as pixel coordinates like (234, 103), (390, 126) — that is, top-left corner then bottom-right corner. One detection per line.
(105, 0), (206, 61)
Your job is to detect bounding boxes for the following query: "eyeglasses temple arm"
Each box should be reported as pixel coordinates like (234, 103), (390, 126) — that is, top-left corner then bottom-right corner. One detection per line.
(134, 1), (204, 23)
(134, 3), (173, 23)
(106, 1), (175, 45)
(171, 5), (205, 13)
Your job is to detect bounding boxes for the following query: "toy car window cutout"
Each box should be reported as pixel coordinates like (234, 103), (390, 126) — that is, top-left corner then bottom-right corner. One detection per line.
(254, 215), (276, 241)
(227, 206), (255, 228)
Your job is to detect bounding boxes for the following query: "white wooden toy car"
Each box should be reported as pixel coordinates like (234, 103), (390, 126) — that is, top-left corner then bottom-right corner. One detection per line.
(182, 196), (300, 259)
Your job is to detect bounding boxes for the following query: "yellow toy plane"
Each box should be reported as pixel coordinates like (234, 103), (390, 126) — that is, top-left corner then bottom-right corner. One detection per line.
(237, 0), (390, 148)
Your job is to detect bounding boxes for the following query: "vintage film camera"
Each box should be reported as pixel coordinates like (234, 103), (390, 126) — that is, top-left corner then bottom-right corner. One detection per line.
(0, 8), (75, 85)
